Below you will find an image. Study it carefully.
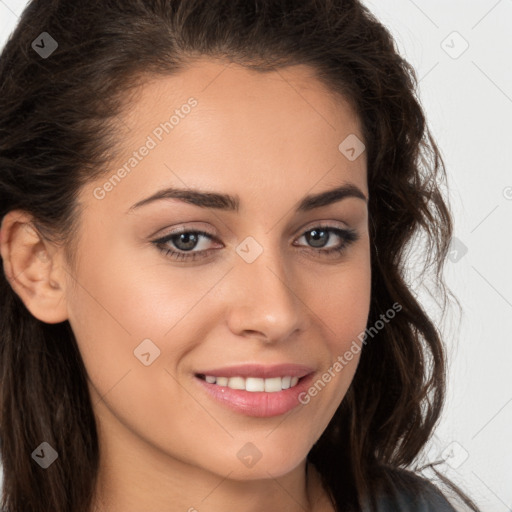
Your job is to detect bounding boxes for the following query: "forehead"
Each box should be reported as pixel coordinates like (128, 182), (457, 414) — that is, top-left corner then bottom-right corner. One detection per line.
(127, 58), (359, 113)
(80, 59), (367, 214)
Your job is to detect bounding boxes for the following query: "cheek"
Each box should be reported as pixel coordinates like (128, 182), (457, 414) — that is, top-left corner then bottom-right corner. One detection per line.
(311, 249), (372, 352)
(326, 274), (371, 352)
(292, 247), (370, 395)
(310, 252), (371, 396)
(65, 235), (230, 414)
(67, 234), (197, 338)
(64, 244), (174, 393)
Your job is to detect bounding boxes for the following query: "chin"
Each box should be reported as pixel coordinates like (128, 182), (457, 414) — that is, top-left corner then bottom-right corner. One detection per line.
(218, 447), (308, 481)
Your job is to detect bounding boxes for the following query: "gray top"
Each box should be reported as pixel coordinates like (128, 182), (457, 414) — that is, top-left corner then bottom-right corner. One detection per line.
(377, 484), (458, 511)
(373, 470), (459, 512)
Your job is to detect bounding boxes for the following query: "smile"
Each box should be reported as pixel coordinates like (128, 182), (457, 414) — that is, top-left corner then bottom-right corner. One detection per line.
(197, 374), (300, 392)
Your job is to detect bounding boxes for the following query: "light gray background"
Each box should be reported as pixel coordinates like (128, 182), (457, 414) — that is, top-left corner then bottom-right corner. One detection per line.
(1, 1), (511, 511)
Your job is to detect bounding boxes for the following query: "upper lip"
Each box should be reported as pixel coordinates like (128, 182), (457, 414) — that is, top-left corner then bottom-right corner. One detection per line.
(195, 363), (315, 379)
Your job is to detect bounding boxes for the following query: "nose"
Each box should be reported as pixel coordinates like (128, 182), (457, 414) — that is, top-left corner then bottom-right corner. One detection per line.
(224, 241), (308, 343)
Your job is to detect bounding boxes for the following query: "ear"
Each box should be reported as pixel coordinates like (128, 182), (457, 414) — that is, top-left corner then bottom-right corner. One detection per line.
(0, 210), (69, 324)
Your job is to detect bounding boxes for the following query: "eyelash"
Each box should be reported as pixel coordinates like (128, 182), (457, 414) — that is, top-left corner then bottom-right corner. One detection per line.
(152, 225), (360, 262)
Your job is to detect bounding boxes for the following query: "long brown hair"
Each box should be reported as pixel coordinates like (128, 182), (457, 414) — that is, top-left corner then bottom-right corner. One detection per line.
(0, 1), (480, 511)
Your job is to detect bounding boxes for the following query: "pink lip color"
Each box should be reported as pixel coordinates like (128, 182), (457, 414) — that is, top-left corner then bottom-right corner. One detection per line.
(194, 367), (315, 418)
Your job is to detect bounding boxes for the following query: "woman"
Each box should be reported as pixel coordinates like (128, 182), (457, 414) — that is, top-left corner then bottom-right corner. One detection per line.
(0, 0), (482, 511)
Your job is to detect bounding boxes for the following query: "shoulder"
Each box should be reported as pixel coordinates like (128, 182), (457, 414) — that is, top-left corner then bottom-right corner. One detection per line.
(372, 466), (458, 512)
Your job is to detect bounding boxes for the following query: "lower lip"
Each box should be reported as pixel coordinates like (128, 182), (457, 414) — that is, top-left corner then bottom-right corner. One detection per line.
(194, 373), (315, 418)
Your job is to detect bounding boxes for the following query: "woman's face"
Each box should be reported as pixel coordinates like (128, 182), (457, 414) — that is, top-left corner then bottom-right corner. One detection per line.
(63, 60), (371, 483)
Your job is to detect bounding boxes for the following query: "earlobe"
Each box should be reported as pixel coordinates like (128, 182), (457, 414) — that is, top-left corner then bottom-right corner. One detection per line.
(0, 210), (69, 324)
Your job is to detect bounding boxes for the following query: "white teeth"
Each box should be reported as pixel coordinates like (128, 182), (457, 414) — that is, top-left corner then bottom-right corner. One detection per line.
(227, 376), (245, 390)
(281, 376), (291, 389)
(246, 377), (264, 392)
(264, 377), (282, 392)
(202, 375), (302, 392)
(216, 376), (229, 387)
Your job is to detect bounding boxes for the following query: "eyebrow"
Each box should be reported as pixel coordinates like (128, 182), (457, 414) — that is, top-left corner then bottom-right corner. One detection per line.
(127, 182), (367, 214)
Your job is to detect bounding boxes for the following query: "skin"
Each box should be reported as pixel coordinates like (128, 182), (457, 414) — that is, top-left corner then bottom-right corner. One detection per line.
(0, 59), (371, 512)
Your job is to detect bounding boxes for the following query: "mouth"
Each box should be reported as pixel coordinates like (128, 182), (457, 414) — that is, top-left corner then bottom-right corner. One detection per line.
(193, 365), (316, 418)
(195, 373), (305, 392)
